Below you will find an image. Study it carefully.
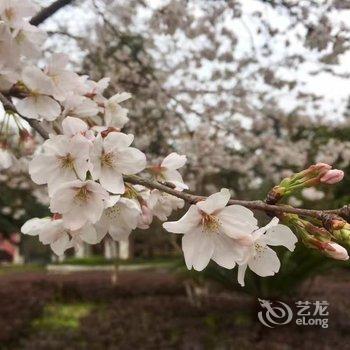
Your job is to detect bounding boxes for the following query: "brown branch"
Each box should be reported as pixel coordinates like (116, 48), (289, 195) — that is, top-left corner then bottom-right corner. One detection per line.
(123, 174), (348, 220)
(0, 93), (50, 139)
(30, 0), (75, 26)
(2, 91), (347, 221)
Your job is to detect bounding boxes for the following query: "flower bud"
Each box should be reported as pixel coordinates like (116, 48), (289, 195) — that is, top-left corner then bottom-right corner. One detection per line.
(19, 129), (36, 155)
(313, 163), (332, 173)
(323, 242), (349, 261)
(321, 214), (350, 247)
(320, 169), (344, 184)
(282, 214), (349, 260)
(267, 163), (342, 204)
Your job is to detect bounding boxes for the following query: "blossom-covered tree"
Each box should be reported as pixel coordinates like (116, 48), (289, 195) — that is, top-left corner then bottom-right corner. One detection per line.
(0, 0), (350, 286)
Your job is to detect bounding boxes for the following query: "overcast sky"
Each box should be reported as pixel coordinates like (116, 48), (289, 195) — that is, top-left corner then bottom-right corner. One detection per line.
(1, 0), (349, 128)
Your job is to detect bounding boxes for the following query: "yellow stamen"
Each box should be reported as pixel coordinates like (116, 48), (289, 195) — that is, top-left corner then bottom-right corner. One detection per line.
(74, 186), (90, 203)
(101, 152), (115, 167)
(58, 153), (75, 169)
(201, 213), (220, 233)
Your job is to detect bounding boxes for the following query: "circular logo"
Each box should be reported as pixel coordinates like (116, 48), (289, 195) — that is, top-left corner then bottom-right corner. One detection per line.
(257, 298), (293, 328)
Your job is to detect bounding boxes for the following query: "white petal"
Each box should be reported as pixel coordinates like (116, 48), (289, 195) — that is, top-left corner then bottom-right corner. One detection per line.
(22, 66), (53, 94)
(105, 107), (129, 128)
(50, 232), (70, 256)
(62, 116), (88, 136)
(211, 234), (239, 269)
(161, 153), (187, 169)
(100, 168), (125, 194)
(86, 180), (109, 200)
(248, 246), (281, 277)
(163, 205), (201, 233)
(29, 154), (58, 184)
(162, 169), (188, 190)
(90, 136), (103, 180)
(117, 147), (146, 174)
(252, 217), (279, 240)
(21, 217), (50, 236)
(196, 188), (231, 214)
(218, 205), (258, 239)
(39, 220), (64, 244)
(72, 98), (99, 117)
(182, 230), (214, 271)
(16, 96), (39, 119)
(105, 195), (121, 208)
(237, 264), (248, 287)
(263, 224), (298, 251)
(61, 207), (86, 230)
(35, 96), (61, 121)
(103, 132), (134, 153)
(109, 92), (131, 104)
(50, 185), (77, 213)
(47, 170), (77, 196)
(79, 225), (101, 244)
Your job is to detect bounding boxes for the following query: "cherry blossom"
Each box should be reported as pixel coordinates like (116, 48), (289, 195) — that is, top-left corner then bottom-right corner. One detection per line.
(163, 189), (258, 270)
(21, 217), (69, 255)
(16, 66), (61, 120)
(237, 217), (298, 287)
(85, 77), (110, 104)
(150, 152), (188, 190)
(0, 22), (20, 69)
(61, 116), (95, 142)
(104, 92), (131, 128)
(21, 217), (101, 255)
(45, 53), (81, 101)
(50, 180), (109, 230)
(12, 23), (47, 58)
(62, 95), (99, 119)
(0, 0), (39, 29)
(91, 132), (146, 194)
(95, 196), (141, 241)
(29, 134), (90, 195)
(148, 189), (184, 221)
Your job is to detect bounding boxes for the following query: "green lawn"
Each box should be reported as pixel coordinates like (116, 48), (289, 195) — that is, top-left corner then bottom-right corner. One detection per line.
(31, 303), (94, 331)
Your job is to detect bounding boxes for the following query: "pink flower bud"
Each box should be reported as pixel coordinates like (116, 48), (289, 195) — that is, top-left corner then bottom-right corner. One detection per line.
(314, 163), (332, 172)
(320, 169), (344, 184)
(324, 242), (349, 261)
(307, 163), (332, 176)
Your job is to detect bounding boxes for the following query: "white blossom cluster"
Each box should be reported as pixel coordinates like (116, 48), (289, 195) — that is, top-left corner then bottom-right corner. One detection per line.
(22, 115), (188, 256)
(0, 0), (185, 254)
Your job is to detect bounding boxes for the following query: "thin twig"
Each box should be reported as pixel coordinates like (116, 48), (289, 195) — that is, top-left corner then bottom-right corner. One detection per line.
(30, 0), (75, 26)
